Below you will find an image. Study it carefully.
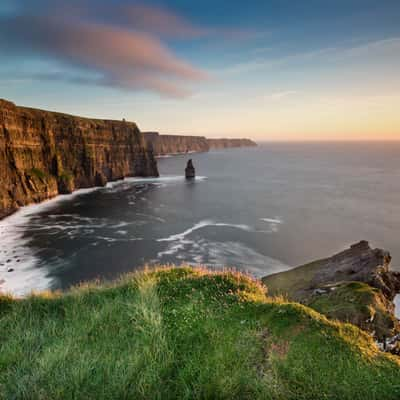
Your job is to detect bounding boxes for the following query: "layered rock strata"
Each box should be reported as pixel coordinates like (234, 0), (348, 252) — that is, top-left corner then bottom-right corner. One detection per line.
(206, 138), (257, 149)
(144, 132), (209, 156)
(0, 99), (158, 218)
(144, 132), (257, 156)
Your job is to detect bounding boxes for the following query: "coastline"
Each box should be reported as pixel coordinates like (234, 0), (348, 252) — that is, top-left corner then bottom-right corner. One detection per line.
(0, 146), (256, 221)
(0, 173), (160, 222)
(0, 175), (181, 295)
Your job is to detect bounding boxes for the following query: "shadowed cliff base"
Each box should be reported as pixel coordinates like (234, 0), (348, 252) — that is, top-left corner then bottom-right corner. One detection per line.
(0, 99), (159, 219)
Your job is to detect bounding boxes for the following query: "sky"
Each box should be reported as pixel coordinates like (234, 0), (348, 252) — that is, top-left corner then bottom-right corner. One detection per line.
(1, 0), (400, 141)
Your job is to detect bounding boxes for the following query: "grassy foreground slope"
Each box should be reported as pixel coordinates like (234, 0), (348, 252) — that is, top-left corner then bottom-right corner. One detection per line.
(1, 267), (400, 400)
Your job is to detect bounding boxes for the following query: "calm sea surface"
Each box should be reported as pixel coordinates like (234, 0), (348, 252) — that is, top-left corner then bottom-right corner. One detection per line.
(1, 142), (400, 295)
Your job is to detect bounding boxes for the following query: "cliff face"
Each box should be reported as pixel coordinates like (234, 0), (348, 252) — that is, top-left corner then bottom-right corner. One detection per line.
(144, 132), (209, 156)
(207, 138), (257, 149)
(0, 99), (158, 218)
(144, 132), (257, 156)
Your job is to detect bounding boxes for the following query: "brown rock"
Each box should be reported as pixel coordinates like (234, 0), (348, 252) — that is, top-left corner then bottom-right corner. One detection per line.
(143, 132), (257, 156)
(0, 99), (159, 218)
(144, 132), (209, 156)
(95, 171), (108, 187)
(263, 241), (400, 342)
(206, 138), (257, 149)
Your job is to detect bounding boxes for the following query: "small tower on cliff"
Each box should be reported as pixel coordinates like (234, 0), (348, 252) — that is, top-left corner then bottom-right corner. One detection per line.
(185, 159), (195, 179)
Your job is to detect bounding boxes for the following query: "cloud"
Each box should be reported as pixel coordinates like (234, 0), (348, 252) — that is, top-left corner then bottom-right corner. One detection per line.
(261, 91), (298, 101)
(115, 3), (209, 39)
(0, 1), (218, 97)
(221, 47), (338, 75)
(0, 12), (208, 98)
(221, 37), (400, 75)
(32, 0), (210, 39)
(28, 0), (256, 40)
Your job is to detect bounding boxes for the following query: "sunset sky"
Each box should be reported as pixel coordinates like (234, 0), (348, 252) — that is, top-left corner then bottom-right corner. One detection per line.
(1, 0), (400, 140)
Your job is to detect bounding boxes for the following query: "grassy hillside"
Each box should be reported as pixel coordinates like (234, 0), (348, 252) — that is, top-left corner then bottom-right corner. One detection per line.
(263, 253), (400, 340)
(1, 267), (400, 399)
(262, 258), (328, 301)
(308, 281), (397, 340)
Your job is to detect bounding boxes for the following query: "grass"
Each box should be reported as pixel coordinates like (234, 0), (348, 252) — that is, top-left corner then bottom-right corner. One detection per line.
(262, 259), (328, 301)
(58, 171), (74, 181)
(1, 266), (400, 399)
(28, 168), (48, 181)
(308, 281), (397, 340)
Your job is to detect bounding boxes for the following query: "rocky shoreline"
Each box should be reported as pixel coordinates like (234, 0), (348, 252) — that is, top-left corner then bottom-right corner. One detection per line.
(263, 241), (400, 353)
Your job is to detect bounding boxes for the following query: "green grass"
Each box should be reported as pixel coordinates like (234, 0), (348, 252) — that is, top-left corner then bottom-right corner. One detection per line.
(58, 171), (73, 181)
(308, 281), (397, 340)
(1, 267), (400, 399)
(262, 259), (328, 301)
(28, 168), (48, 181)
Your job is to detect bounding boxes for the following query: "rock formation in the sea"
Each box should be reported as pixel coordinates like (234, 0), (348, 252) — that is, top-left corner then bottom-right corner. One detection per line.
(185, 159), (195, 179)
(207, 138), (257, 149)
(0, 99), (159, 219)
(144, 132), (257, 156)
(263, 241), (400, 345)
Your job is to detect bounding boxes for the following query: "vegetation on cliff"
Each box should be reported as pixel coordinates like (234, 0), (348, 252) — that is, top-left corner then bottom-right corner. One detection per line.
(263, 242), (400, 342)
(1, 267), (400, 399)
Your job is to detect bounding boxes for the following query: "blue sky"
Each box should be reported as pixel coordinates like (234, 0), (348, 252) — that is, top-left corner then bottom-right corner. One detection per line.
(1, 0), (400, 140)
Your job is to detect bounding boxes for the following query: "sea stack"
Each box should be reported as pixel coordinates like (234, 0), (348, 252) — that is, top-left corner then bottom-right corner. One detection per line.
(185, 159), (195, 179)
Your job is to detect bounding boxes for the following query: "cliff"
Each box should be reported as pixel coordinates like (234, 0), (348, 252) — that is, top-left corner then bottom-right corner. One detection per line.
(0, 99), (158, 219)
(207, 138), (257, 149)
(263, 241), (400, 344)
(144, 132), (257, 156)
(144, 132), (209, 156)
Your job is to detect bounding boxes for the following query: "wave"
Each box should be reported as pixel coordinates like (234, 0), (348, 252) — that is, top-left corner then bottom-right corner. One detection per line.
(157, 237), (290, 278)
(155, 219), (288, 276)
(0, 176), (190, 295)
(157, 220), (252, 243)
(260, 217), (282, 224)
(0, 186), (112, 295)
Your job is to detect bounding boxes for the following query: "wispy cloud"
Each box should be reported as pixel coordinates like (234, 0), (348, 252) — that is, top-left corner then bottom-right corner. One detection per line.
(221, 47), (338, 75)
(0, 1), (212, 97)
(221, 37), (400, 75)
(261, 90), (298, 101)
(43, 1), (211, 39)
(113, 3), (210, 39)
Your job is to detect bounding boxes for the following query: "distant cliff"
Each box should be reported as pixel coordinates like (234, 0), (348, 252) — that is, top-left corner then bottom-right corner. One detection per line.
(0, 99), (158, 219)
(144, 132), (256, 156)
(143, 132), (209, 156)
(207, 138), (257, 149)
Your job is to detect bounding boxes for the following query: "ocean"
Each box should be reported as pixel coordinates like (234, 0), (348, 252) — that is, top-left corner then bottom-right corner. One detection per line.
(1, 142), (400, 295)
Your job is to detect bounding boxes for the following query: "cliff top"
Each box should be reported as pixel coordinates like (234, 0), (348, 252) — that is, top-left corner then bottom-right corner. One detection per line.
(1, 265), (400, 398)
(0, 98), (16, 108)
(207, 137), (256, 142)
(143, 132), (208, 140)
(0, 98), (139, 128)
(263, 241), (399, 300)
(263, 241), (400, 341)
